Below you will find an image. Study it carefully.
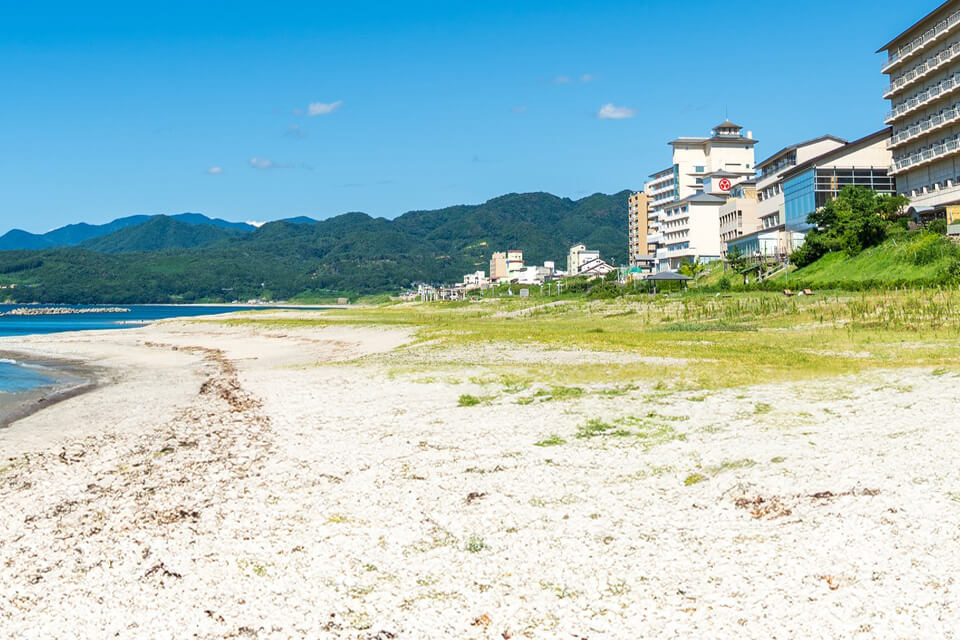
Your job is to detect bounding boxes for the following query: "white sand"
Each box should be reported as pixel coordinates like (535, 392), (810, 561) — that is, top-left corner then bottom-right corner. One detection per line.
(1, 318), (958, 639)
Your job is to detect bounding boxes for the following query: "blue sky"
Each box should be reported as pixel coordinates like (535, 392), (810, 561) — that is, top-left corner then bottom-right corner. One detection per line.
(0, 0), (931, 232)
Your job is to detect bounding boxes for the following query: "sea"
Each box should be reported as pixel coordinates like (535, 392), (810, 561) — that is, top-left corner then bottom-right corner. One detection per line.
(0, 304), (292, 397)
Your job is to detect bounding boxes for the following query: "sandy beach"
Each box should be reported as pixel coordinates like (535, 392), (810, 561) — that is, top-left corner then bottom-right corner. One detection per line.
(1, 312), (959, 639)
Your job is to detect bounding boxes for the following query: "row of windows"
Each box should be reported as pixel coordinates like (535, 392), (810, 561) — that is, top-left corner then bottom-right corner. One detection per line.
(759, 152), (797, 178)
(905, 176), (960, 197)
(894, 131), (960, 162)
(889, 37), (960, 89)
(891, 100), (960, 140)
(758, 182), (783, 201)
(719, 211), (744, 227)
(890, 70), (960, 114)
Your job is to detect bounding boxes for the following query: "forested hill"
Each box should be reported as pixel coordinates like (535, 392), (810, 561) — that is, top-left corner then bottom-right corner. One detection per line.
(0, 191), (630, 303)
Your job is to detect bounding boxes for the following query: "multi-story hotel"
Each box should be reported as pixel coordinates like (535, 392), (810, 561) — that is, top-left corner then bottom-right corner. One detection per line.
(880, 0), (960, 212)
(729, 130), (895, 257)
(643, 120), (758, 270)
(754, 136), (848, 232)
(627, 191), (654, 270)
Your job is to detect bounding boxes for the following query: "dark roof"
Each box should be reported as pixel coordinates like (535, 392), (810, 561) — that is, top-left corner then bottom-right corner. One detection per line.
(713, 119), (742, 130)
(877, 1), (956, 53)
(645, 271), (692, 281)
(779, 128), (893, 181)
(670, 135), (757, 146)
(755, 135), (848, 170)
(704, 169), (740, 177)
(648, 165), (675, 179)
(672, 193), (727, 206)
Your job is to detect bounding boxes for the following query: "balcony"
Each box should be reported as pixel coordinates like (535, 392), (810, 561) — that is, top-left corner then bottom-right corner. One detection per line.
(647, 232), (663, 243)
(892, 136), (960, 174)
(885, 73), (960, 123)
(889, 103), (960, 149)
(883, 9), (960, 74)
(647, 183), (675, 197)
(885, 41), (960, 98)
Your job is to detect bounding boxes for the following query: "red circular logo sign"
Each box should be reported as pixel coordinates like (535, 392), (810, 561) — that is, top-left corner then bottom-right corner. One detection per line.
(718, 178), (732, 191)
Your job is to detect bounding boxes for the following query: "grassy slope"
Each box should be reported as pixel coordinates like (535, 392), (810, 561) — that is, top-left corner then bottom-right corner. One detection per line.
(790, 232), (956, 287)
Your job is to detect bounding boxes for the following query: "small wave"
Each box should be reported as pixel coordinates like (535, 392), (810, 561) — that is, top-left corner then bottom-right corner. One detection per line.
(0, 358), (17, 365)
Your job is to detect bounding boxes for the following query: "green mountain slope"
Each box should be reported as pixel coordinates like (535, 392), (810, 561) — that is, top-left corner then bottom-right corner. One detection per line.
(0, 191), (631, 303)
(79, 216), (248, 253)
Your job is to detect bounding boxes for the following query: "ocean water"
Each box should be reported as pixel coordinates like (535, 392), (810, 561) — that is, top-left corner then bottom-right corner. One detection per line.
(0, 359), (56, 393)
(0, 304), (299, 394)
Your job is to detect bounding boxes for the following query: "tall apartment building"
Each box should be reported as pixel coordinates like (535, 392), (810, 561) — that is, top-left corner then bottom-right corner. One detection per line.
(880, 0), (960, 211)
(627, 191), (654, 270)
(644, 120), (758, 270)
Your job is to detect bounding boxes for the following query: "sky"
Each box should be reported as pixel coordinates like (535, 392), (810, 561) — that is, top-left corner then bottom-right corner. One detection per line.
(0, 0), (934, 233)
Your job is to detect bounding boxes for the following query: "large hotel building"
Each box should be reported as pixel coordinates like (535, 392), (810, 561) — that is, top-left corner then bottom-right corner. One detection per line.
(881, 0), (960, 214)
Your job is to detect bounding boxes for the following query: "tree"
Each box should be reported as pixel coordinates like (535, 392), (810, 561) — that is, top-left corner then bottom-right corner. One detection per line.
(725, 247), (747, 272)
(678, 258), (706, 279)
(790, 186), (909, 268)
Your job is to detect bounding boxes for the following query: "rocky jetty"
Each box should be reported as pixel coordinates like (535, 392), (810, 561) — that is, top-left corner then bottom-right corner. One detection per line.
(0, 307), (130, 317)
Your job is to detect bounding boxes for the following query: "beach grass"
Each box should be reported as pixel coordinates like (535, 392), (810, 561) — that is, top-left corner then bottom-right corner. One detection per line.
(211, 289), (960, 389)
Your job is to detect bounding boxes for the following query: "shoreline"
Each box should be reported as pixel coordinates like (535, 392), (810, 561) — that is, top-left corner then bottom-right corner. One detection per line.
(0, 352), (100, 428)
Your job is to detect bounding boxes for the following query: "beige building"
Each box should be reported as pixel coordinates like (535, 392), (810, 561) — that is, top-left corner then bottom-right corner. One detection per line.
(880, 0), (960, 211)
(567, 244), (601, 275)
(627, 191), (654, 269)
(489, 250), (524, 282)
(719, 180), (759, 252)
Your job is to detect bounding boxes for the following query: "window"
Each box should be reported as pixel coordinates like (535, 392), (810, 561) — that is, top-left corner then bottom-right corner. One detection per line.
(695, 165), (704, 172)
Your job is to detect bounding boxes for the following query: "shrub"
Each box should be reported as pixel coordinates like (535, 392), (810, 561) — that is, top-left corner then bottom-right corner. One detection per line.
(458, 395), (482, 407)
(910, 232), (952, 266)
(587, 280), (623, 299)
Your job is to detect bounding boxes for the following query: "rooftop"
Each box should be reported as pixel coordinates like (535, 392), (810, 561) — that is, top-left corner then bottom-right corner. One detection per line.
(877, 0), (956, 52)
(780, 128), (892, 180)
(670, 193), (727, 207)
(755, 135), (848, 170)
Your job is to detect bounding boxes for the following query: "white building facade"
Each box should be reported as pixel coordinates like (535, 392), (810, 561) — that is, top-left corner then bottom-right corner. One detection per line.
(881, 0), (960, 209)
(567, 244), (601, 275)
(643, 120), (758, 271)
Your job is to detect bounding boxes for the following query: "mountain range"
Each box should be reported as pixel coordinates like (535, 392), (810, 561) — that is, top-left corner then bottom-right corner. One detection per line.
(0, 213), (255, 251)
(0, 191), (630, 303)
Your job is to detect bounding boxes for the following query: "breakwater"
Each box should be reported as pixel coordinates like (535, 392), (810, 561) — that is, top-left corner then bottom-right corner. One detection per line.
(0, 307), (130, 317)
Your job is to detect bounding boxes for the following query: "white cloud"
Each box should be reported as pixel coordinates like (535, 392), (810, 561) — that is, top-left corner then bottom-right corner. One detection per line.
(307, 100), (343, 116)
(597, 103), (635, 120)
(245, 220), (266, 228)
(553, 75), (572, 84)
(206, 166), (223, 175)
(249, 157), (291, 170)
(580, 73), (594, 83)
